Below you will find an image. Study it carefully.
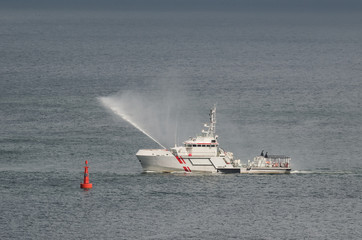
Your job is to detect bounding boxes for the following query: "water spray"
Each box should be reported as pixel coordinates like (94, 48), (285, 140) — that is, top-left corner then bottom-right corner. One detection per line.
(99, 97), (166, 149)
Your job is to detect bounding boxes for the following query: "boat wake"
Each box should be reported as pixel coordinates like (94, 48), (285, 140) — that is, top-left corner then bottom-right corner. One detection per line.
(291, 170), (355, 175)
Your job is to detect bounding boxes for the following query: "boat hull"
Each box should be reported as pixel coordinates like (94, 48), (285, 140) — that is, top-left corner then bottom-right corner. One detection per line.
(136, 150), (292, 174)
(136, 149), (234, 173)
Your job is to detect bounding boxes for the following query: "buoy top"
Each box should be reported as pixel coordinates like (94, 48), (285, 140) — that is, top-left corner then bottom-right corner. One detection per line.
(85, 160), (88, 165)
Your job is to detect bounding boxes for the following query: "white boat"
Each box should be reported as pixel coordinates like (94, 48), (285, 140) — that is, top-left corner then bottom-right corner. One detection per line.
(136, 106), (291, 174)
(240, 154), (291, 174)
(136, 105), (241, 173)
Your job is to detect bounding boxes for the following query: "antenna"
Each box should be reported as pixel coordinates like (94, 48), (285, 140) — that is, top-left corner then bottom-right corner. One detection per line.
(209, 104), (216, 137)
(174, 120), (178, 147)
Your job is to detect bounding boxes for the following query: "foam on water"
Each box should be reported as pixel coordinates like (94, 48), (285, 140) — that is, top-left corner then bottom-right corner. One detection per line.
(291, 170), (355, 175)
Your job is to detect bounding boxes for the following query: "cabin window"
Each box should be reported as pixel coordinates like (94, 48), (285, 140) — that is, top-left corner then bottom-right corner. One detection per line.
(193, 144), (196, 147)
(202, 145), (206, 147)
(187, 144), (192, 147)
(197, 145), (201, 147)
(211, 145), (215, 147)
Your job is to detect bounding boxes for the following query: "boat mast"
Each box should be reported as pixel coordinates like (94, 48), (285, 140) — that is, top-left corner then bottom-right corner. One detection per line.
(202, 104), (216, 138)
(209, 104), (216, 137)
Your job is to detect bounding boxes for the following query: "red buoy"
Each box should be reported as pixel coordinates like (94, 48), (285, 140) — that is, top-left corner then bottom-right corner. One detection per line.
(80, 160), (93, 189)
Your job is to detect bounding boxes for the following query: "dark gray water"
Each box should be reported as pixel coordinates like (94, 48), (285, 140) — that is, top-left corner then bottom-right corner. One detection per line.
(1, 2), (362, 239)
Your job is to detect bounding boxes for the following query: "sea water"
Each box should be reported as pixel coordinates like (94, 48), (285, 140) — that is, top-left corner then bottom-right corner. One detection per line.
(1, 2), (362, 239)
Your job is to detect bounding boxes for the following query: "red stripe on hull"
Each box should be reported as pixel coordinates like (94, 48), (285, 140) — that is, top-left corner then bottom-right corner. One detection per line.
(175, 156), (183, 164)
(180, 157), (186, 164)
